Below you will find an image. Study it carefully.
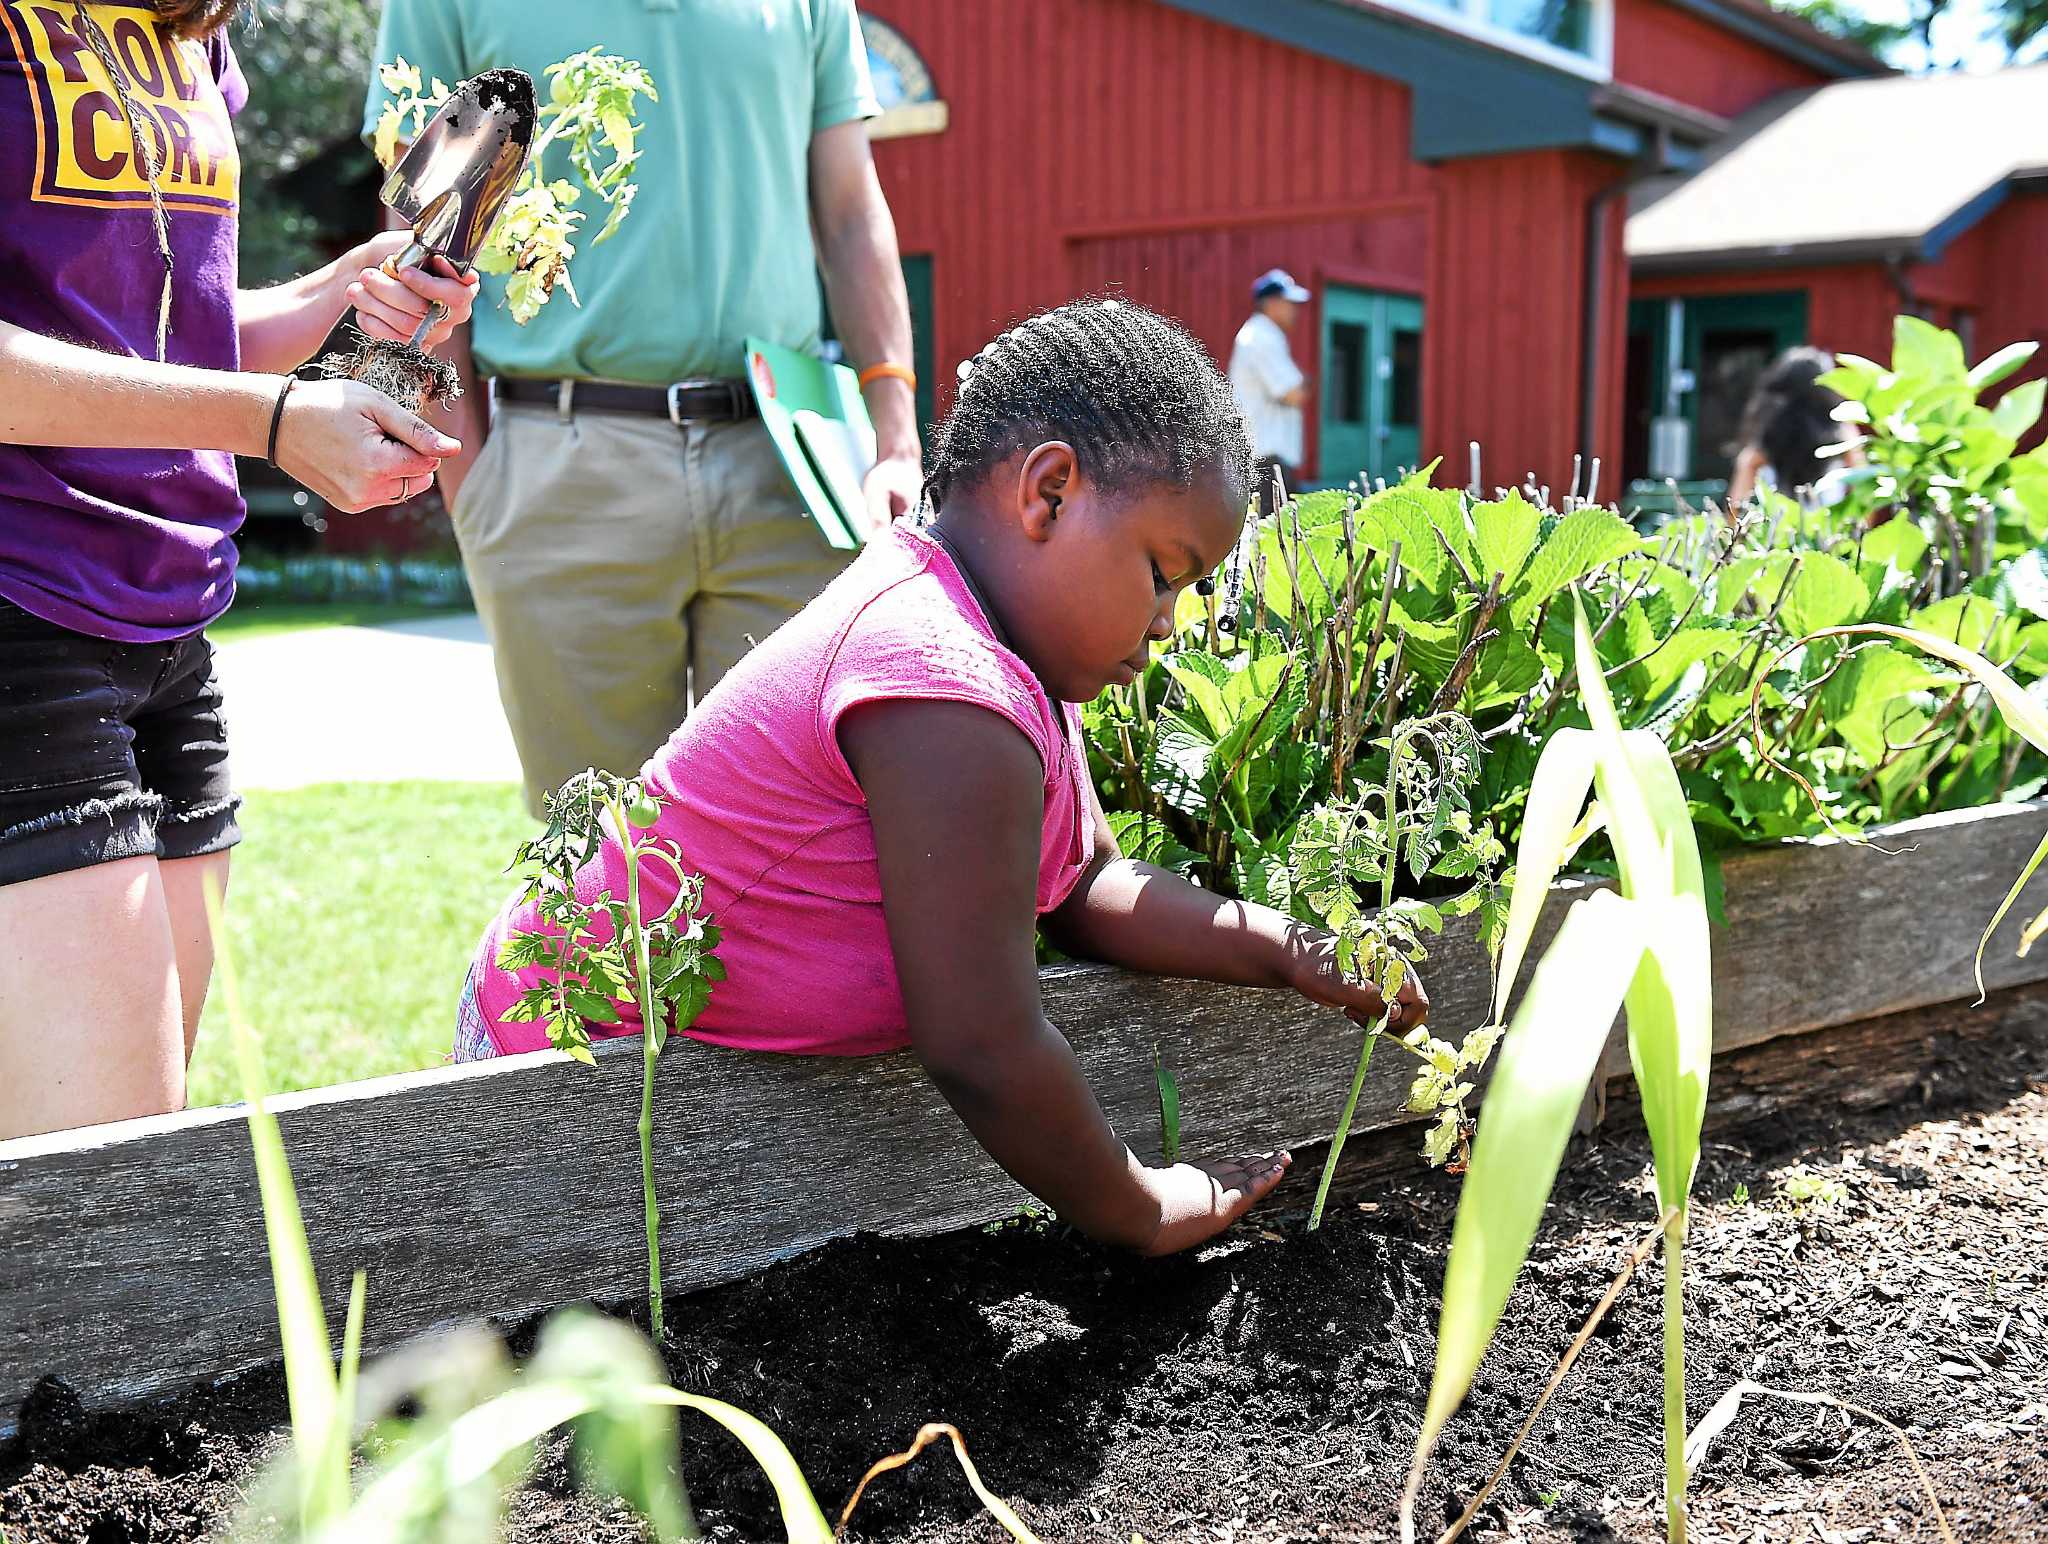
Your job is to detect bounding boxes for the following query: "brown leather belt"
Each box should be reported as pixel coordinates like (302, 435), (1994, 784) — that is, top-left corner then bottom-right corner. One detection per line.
(492, 376), (757, 423)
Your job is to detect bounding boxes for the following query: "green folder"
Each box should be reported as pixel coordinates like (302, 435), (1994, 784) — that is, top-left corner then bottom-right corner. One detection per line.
(744, 336), (873, 551)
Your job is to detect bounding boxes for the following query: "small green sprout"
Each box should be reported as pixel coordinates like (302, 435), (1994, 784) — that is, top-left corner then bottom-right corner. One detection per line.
(1155, 1046), (1182, 1164)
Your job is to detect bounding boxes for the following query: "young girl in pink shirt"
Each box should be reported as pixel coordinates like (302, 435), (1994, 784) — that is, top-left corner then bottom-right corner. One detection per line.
(461, 300), (1426, 1255)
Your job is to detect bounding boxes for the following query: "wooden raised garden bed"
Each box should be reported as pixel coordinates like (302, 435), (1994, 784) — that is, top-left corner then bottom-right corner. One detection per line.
(3, 798), (2047, 1427)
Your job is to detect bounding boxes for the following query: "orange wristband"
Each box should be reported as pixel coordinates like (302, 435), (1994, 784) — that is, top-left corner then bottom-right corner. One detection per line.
(858, 361), (917, 392)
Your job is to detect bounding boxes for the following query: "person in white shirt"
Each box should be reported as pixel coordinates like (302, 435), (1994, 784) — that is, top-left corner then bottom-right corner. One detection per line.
(1228, 269), (1311, 475)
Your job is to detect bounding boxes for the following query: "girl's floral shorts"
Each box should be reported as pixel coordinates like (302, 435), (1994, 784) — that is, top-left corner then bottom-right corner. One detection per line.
(451, 962), (502, 1064)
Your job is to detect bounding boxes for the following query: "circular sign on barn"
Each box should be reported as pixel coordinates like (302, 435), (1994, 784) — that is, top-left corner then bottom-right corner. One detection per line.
(861, 16), (948, 140)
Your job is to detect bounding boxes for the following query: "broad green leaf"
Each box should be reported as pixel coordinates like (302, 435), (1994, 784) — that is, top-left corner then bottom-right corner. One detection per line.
(1911, 593), (2001, 653)
(1985, 546), (2048, 622)
(1163, 652), (1233, 737)
(1414, 889), (1646, 1463)
(1823, 647), (1946, 765)
(1791, 623), (2048, 997)
(1991, 378), (2045, 442)
(1892, 314), (1968, 383)
(1575, 596), (1712, 1218)
(1471, 491), (1542, 591)
(1462, 638), (1544, 714)
(1633, 621), (1744, 703)
(1858, 517), (1928, 573)
(1356, 485), (1447, 588)
(1511, 507), (1643, 621)
(1779, 552), (1869, 636)
(1969, 340), (2038, 390)
(1293, 489), (1353, 529)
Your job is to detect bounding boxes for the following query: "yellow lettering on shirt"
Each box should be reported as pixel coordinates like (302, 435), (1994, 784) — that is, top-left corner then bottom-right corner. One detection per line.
(2, 0), (237, 212)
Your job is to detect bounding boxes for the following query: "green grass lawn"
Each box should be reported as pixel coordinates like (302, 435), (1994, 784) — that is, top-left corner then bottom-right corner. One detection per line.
(188, 781), (533, 1108)
(206, 601), (470, 645)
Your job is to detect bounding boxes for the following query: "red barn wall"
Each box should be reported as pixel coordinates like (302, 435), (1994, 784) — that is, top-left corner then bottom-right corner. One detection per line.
(1432, 150), (1628, 494)
(865, 0), (1631, 492)
(1612, 0), (1832, 119)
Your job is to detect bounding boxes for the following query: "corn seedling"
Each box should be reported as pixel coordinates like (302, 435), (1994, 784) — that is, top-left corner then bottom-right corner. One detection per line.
(499, 770), (722, 1346)
(1295, 711), (1505, 1223)
(1402, 592), (1712, 1544)
(373, 49), (655, 323)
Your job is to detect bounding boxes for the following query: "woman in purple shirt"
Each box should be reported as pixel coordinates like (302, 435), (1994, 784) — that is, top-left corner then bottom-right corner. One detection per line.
(0, 0), (477, 1139)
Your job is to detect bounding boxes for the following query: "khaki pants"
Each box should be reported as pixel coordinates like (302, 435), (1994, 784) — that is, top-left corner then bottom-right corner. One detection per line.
(450, 402), (850, 818)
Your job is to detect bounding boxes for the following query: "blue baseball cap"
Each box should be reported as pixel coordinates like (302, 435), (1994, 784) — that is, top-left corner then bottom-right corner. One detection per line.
(1252, 268), (1310, 303)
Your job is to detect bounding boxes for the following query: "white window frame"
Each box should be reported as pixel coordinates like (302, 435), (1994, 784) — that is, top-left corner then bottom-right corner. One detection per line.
(1361, 0), (1616, 82)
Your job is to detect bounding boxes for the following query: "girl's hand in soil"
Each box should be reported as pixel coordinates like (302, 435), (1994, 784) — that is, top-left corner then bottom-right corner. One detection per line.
(1140, 1153), (1293, 1256)
(1278, 927), (1430, 1033)
(344, 234), (480, 350)
(271, 378), (461, 513)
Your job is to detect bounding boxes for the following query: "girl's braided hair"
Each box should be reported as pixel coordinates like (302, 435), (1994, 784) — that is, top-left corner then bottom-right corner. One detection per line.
(922, 298), (1252, 514)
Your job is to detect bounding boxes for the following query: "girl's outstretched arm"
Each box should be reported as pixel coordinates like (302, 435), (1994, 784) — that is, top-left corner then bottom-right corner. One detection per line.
(842, 698), (1290, 1255)
(1041, 777), (1429, 1031)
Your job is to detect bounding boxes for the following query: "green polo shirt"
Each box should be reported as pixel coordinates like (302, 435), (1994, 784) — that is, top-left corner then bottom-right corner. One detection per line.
(361, 0), (877, 384)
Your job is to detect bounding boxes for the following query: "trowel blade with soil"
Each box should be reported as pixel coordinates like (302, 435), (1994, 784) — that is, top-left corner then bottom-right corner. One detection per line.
(378, 68), (537, 344)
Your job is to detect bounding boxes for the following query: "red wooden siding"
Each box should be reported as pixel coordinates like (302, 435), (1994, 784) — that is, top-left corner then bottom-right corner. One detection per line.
(1428, 150), (1628, 493)
(1612, 0), (1832, 120)
(865, 0), (1630, 491)
(1067, 206), (1432, 474)
(865, 0), (1428, 414)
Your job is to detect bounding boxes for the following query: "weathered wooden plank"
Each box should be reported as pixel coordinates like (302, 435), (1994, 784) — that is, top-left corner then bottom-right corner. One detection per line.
(2, 799), (2046, 1421)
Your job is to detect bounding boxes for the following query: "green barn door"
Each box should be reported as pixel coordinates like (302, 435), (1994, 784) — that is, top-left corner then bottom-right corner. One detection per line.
(1380, 294), (1424, 479)
(1320, 286), (1424, 487)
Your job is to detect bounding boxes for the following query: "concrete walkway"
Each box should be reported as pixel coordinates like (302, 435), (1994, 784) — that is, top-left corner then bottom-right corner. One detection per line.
(213, 613), (524, 790)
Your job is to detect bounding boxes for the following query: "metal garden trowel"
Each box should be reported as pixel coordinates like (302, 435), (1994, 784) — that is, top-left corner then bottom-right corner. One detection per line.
(321, 69), (537, 415)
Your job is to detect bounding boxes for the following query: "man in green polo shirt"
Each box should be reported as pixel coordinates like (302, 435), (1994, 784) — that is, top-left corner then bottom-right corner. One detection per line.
(362, 0), (920, 817)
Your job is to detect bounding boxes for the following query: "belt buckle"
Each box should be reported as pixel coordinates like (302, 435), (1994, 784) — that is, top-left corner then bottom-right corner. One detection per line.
(667, 378), (747, 425)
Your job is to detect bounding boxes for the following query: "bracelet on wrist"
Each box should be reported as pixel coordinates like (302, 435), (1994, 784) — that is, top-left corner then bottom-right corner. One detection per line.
(858, 361), (917, 392)
(265, 375), (297, 467)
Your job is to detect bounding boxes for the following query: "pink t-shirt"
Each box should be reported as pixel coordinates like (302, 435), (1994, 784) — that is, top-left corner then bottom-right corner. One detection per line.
(470, 524), (1093, 1057)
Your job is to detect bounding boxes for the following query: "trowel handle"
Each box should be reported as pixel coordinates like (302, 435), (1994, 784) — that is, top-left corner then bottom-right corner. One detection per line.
(379, 244), (451, 349)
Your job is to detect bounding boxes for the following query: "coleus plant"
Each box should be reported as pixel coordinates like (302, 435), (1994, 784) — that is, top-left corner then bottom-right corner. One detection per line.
(498, 770), (722, 1345)
(1291, 711), (1506, 1217)
(373, 48), (655, 323)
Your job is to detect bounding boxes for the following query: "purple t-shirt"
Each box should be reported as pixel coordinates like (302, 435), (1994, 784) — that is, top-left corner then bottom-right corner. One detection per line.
(0, 2), (247, 642)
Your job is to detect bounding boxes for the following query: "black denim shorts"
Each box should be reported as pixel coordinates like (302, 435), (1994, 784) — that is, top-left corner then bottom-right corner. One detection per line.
(0, 597), (242, 887)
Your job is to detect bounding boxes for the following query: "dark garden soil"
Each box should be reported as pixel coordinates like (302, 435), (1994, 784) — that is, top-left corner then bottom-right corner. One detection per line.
(4, 989), (2044, 1544)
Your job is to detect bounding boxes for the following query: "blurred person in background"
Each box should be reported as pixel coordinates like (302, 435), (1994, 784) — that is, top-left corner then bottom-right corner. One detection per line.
(1726, 346), (1863, 507)
(365, 0), (922, 819)
(1228, 268), (1311, 482)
